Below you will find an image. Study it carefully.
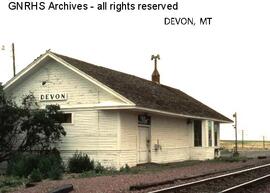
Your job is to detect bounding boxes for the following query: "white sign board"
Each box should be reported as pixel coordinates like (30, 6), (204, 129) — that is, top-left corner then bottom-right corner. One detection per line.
(40, 93), (68, 101)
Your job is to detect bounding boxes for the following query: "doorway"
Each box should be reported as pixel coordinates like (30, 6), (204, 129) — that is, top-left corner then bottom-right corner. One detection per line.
(138, 126), (150, 163)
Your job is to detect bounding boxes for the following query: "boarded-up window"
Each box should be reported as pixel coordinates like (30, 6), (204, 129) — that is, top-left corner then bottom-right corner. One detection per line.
(194, 120), (202, 147)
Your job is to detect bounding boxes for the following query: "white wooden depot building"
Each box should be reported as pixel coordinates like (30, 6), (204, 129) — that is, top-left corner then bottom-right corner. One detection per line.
(3, 51), (232, 168)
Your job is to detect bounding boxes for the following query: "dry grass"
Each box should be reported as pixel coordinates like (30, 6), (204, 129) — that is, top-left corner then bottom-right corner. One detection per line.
(221, 140), (270, 150)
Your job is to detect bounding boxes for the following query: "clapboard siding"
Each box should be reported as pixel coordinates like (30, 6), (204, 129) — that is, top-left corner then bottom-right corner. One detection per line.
(7, 59), (123, 107)
(60, 150), (119, 168)
(151, 115), (191, 163)
(5, 59), (124, 168)
(58, 110), (120, 167)
(119, 111), (138, 167)
(152, 148), (190, 163)
(4, 57), (220, 169)
(61, 110), (118, 150)
(119, 151), (137, 167)
(118, 112), (217, 166)
(189, 147), (215, 160)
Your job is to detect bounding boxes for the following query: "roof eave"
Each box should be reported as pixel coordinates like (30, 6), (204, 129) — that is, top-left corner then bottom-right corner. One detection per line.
(49, 52), (135, 105)
(135, 106), (233, 123)
(3, 51), (49, 90)
(3, 50), (135, 106)
(96, 105), (232, 123)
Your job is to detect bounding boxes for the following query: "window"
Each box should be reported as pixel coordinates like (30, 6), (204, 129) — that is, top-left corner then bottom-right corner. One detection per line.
(208, 121), (212, 147)
(214, 122), (219, 146)
(194, 120), (202, 147)
(62, 113), (72, 123)
(138, 114), (151, 125)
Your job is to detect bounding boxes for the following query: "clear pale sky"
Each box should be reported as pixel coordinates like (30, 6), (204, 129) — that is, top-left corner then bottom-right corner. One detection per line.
(0, 0), (269, 140)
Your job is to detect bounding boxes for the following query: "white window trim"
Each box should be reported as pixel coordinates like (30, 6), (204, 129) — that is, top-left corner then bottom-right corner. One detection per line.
(61, 112), (74, 125)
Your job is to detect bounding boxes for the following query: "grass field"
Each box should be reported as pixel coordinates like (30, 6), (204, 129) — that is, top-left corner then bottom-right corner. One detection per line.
(220, 140), (270, 150)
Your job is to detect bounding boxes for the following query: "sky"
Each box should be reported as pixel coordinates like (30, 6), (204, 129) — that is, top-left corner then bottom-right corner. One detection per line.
(0, 0), (269, 140)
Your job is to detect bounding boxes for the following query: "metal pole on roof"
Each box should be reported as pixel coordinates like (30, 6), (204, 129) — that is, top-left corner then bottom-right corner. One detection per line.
(233, 112), (238, 155)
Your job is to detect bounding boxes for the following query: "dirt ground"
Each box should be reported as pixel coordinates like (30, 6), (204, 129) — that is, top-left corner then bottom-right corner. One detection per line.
(11, 157), (270, 193)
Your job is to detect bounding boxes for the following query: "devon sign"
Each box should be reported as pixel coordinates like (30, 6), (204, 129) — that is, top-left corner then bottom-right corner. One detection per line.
(40, 93), (68, 101)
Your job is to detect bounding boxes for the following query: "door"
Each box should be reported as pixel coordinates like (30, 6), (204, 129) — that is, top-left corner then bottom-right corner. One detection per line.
(138, 126), (150, 163)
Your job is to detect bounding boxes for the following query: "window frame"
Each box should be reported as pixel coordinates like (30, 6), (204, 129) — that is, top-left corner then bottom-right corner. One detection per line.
(61, 112), (73, 125)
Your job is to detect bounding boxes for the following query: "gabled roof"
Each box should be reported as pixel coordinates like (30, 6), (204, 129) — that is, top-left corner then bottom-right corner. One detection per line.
(52, 52), (232, 123)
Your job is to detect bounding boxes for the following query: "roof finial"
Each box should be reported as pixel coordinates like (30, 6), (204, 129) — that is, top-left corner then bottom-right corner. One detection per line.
(151, 54), (160, 84)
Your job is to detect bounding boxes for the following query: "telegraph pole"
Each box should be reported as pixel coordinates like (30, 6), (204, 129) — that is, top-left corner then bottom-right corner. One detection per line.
(12, 43), (16, 77)
(233, 112), (238, 155)
(242, 129), (244, 149)
(1, 43), (16, 77)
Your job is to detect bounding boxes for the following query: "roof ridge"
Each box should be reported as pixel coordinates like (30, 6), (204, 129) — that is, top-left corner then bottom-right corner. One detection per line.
(52, 51), (167, 86)
(51, 51), (232, 122)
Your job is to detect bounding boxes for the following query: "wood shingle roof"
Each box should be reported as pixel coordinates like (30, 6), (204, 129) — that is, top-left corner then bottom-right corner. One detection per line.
(54, 52), (232, 122)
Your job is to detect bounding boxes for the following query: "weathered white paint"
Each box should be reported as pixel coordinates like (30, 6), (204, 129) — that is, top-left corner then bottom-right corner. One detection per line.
(58, 110), (120, 168)
(119, 111), (138, 167)
(4, 54), (222, 169)
(61, 109), (220, 167)
(5, 58), (124, 168)
(151, 114), (191, 163)
(6, 58), (124, 107)
(59, 111), (117, 150)
(189, 120), (217, 160)
(118, 112), (219, 167)
(189, 147), (215, 160)
(4, 51), (135, 106)
(138, 126), (150, 163)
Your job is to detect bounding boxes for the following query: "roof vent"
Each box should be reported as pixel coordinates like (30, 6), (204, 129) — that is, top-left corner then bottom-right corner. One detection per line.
(151, 54), (160, 84)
